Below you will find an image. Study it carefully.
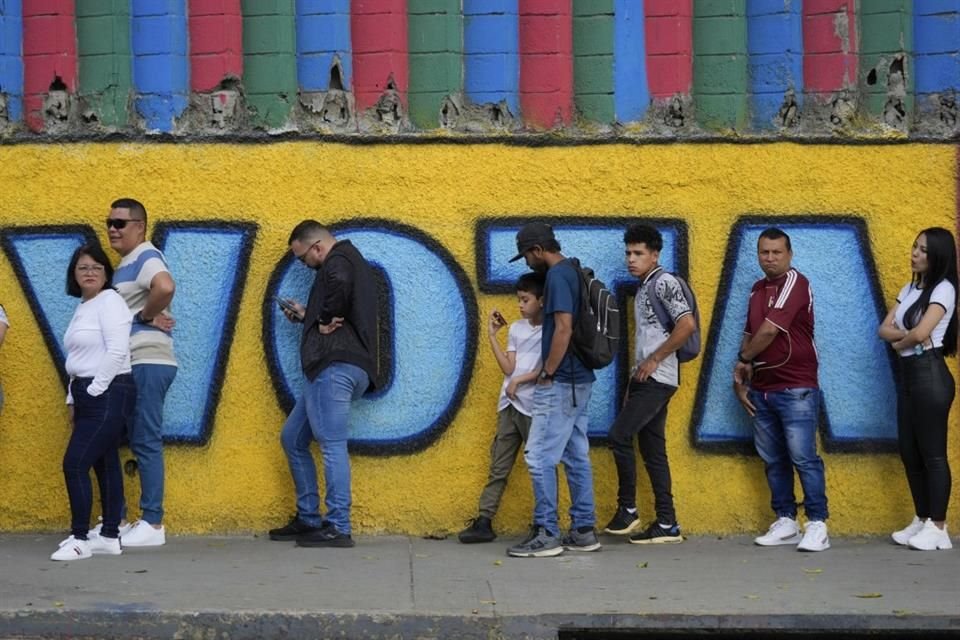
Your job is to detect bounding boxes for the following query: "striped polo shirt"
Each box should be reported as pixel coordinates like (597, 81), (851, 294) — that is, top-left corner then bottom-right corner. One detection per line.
(113, 242), (177, 367)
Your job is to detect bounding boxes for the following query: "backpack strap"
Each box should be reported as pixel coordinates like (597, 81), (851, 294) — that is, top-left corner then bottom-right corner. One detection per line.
(645, 268), (675, 333)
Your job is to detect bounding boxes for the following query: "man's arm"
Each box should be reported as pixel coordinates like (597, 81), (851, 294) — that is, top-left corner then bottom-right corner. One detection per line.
(738, 319), (779, 361)
(732, 333), (756, 416)
(319, 256), (353, 325)
(138, 272), (176, 332)
(541, 311), (572, 377)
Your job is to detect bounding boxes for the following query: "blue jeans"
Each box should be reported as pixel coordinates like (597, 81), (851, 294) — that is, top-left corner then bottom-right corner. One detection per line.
(523, 381), (596, 535)
(748, 387), (828, 521)
(64, 375), (136, 539)
(125, 364), (177, 525)
(281, 362), (368, 534)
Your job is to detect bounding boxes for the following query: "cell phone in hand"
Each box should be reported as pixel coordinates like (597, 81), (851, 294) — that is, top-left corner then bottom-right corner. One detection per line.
(274, 296), (303, 319)
(493, 310), (507, 326)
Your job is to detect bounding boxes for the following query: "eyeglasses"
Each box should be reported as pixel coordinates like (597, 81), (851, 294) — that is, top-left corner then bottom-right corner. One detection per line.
(297, 240), (322, 264)
(76, 264), (105, 273)
(106, 218), (141, 230)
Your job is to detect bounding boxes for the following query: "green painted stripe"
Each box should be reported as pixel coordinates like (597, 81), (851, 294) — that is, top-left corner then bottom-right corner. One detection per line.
(242, 0), (297, 128)
(408, 0), (462, 129)
(859, 0), (913, 118)
(693, 0), (747, 130)
(76, 0), (130, 127)
(574, 11), (614, 123)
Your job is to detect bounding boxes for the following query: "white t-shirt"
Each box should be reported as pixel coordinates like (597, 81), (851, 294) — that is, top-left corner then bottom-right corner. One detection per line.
(113, 241), (177, 367)
(64, 289), (133, 401)
(894, 280), (957, 357)
(634, 268), (692, 387)
(497, 319), (542, 417)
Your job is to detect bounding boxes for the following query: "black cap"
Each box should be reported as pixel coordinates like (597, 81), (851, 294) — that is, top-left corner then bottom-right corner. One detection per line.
(509, 222), (556, 262)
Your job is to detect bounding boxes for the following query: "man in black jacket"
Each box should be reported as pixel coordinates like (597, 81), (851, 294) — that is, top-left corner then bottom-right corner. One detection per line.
(269, 220), (379, 548)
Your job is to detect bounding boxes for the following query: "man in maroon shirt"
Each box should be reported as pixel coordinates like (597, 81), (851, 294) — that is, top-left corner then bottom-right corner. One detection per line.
(733, 228), (830, 552)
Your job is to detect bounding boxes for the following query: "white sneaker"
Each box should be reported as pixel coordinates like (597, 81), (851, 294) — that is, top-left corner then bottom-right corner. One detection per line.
(51, 536), (92, 561)
(908, 520), (953, 551)
(892, 516), (925, 546)
(121, 520), (166, 547)
(89, 517), (134, 538)
(88, 535), (122, 556)
(797, 520), (830, 552)
(754, 517), (801, 546)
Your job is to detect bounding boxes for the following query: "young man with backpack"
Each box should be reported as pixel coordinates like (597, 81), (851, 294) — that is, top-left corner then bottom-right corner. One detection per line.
(506, 222), (602, 558)
(603, 224), (697, 544)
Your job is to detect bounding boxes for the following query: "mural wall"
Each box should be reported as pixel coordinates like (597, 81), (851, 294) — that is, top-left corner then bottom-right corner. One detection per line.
(0, 142), (956, 536)
(0, 1), (959, 137)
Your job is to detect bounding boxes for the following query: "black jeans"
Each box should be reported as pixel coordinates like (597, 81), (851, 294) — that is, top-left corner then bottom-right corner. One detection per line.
(898, 350), (955, 521)
(63, 375), (136, 539)
(608, 378), (678, 524)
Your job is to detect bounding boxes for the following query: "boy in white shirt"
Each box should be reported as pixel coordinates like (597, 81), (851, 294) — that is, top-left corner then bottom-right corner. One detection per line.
(459, 273), (545, 543)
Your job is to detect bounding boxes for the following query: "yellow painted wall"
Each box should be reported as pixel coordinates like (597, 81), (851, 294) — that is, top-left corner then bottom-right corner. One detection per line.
(0, 142), (956, 536)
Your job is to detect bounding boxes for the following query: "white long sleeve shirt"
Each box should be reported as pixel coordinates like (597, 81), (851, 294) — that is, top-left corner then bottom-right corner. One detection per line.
(63, 289), (133, 402)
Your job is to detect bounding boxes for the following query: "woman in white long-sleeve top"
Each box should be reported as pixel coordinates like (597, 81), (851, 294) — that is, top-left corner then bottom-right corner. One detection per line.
(52, 244), (136, 561)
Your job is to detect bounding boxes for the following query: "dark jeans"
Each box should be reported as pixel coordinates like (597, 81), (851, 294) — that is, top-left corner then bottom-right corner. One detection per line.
(63, 375), (136, 539)
(898, 350), (955, 521)
(608, 378), (677, 524)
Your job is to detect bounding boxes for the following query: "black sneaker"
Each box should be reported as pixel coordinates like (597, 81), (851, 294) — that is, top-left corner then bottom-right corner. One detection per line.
(269, 515), (321, 541)
(603, 506), (641, 535)
(296, 524), (355, 548)
(458, 516), (496, 543)
(629, 521), (683, 545)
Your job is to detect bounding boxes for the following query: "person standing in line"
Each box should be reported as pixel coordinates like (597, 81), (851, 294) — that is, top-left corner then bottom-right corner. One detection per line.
(269, 220), (380, 548)
(879, 227), (957, 551)
(459, 272), (544, 544)
(52, 244), (136, 561)
(506, 222), (600, 558)
(733, 228), (830, 552)
(603, 224), (695, 544)
(106, 198), (177, 547)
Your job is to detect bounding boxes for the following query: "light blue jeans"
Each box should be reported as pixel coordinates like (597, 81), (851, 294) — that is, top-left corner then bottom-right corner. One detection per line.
(281, 362), (368, 535)
(748, 387), (829, 522)
(523, 381), (596, 535)
(126, 363), (177, 525)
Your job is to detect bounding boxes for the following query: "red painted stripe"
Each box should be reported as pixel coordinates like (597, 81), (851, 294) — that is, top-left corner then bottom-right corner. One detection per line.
(519, 0), (572, 129)
(803, 0), (857, 95)
(351, 0), (408, 111)
(645, 0), (692, 98)
(189, 0), (243, 92)
(22, 0), (77, 132)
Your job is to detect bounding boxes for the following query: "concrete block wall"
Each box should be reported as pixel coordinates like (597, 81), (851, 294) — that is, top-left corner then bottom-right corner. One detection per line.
(1, 1), (960, 136)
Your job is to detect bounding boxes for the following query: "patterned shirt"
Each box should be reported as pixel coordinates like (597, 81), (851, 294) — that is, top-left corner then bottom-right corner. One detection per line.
(634, 267), (692, 387)
(113, 242), (177, 367)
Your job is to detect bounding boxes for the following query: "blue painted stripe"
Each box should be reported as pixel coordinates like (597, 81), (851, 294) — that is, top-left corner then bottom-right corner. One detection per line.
(0, 0), (23, 122)
(913, 1), (960, 95)
(747, 0), (802, 130)
(296, 0), (352, 91)
(131, 0), (189, 132)
(463, 0), (519, 114)
(614, 0), (649, 123)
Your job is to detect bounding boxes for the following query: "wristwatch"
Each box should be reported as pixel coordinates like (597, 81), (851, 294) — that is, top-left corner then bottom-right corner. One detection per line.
(737, 352), (752, 365)
(134, 311), (153, 325)
(539, 369), (554, 382)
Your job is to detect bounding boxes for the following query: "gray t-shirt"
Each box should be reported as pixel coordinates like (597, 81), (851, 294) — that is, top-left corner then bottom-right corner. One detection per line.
(633, 268), (692, 388)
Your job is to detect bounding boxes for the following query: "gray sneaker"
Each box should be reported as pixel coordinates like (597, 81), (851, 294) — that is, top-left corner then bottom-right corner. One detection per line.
(562, 527), (602, 552)
(507, 526), (563, 558)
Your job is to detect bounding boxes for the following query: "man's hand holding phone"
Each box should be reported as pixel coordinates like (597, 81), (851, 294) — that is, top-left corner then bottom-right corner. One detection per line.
(275, 296), (305, 323)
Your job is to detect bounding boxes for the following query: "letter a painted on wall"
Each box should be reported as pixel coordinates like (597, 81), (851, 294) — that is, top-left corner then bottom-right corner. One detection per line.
(693, 217), (898, 453)
(264, 219), (479, 455)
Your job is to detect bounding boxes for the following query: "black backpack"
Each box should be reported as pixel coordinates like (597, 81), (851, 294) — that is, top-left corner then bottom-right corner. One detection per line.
(568, 258), (620, 370)
(645, 269), (701, 362)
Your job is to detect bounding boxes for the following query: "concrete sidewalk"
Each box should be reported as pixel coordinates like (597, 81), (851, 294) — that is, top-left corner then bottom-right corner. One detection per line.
(1, 532), (957, 639)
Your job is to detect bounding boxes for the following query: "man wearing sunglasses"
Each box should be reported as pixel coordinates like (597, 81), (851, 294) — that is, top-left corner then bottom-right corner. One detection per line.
(268, 220), (380, 548)
(106, 198), (177, 548)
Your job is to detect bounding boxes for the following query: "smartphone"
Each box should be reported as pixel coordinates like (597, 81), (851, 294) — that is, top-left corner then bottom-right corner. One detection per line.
(274, 296), (303, 319)
(493, 310), (507, 326)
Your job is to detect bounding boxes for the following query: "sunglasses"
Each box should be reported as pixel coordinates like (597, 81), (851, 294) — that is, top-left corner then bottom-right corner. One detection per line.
(106, 218), (141, 230)
(297, 240), (322, 264)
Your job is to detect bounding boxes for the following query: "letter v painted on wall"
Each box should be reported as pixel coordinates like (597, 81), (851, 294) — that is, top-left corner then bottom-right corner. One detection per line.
(0, 221), (257, 445)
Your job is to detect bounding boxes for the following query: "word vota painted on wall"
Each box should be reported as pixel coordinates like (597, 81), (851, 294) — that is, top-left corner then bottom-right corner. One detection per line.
(0, 216), (896, 453)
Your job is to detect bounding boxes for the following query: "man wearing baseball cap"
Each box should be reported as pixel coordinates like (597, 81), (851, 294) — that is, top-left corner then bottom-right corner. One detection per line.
(506, 222), (600, 558)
